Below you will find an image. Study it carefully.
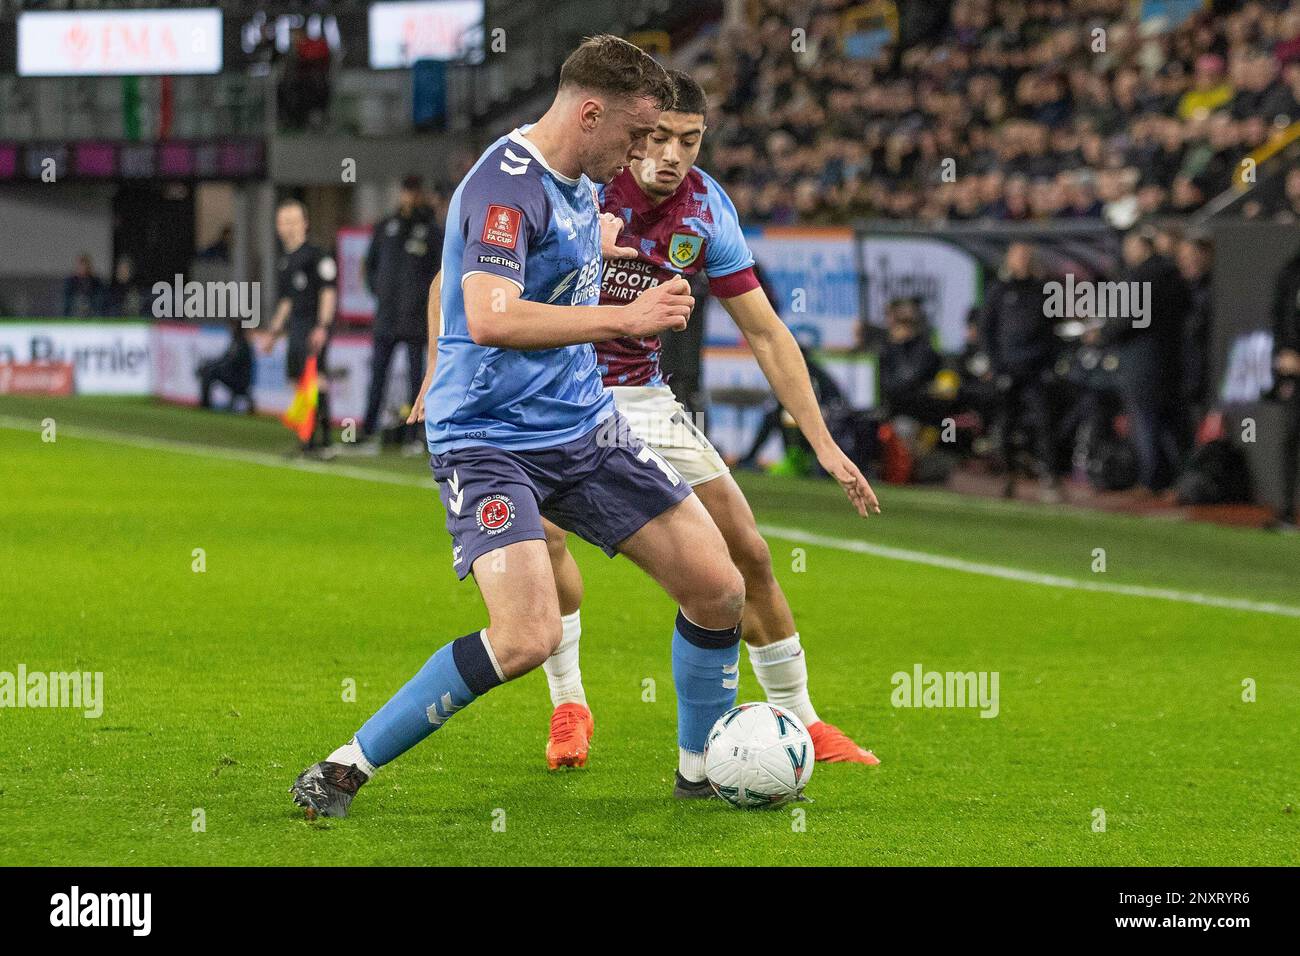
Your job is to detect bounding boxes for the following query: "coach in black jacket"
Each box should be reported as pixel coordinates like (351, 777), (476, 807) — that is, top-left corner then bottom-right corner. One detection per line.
(1103, 228), (1192, 493)
(360, 174), (442, 448)
(980, 242), (1057, 494)
(1270, 249), (1300, 525)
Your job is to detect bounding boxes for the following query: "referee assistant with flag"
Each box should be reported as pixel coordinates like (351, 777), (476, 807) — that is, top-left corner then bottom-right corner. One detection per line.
(261, 198), (339, 457)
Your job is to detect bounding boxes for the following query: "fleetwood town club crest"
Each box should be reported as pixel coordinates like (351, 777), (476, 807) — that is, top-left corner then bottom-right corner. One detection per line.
(475, 495), (515, 535)
(668, 232), (703, 267)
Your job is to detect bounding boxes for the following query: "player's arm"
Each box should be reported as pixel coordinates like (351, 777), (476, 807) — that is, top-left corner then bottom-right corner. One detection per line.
(407, 271), (442, 424)
(317, 286), (336, 330)
(308, 256), (338, 355)
(308, 287), (336, 355)
(260, 298), (292, 354)
(405, 269), (691, 418)
(463, 273), (692, 350)
(722, 287), (880, 517)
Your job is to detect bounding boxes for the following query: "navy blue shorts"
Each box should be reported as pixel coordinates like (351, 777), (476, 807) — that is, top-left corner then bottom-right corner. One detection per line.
(430, 413), (692, 579)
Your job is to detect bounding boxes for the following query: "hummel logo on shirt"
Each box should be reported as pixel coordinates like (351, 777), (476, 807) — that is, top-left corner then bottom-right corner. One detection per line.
(499, 148), (531, 176)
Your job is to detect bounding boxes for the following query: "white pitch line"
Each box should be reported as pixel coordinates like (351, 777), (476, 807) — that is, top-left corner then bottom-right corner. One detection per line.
(4, 414), (1295, 619)
(0, 415), (435, 489)
(758, 524), (1300, 620)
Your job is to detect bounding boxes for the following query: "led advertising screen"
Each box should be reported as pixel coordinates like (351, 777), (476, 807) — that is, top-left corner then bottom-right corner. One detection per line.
(368, 1), (483, 68)
(18, 9), (223, 77)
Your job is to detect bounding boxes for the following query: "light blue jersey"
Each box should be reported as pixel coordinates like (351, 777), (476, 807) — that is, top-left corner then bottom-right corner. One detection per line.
(424, 128), (613, 455)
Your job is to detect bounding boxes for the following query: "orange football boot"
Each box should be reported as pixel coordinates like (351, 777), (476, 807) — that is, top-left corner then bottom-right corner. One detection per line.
(807, 721), (880, 765)
(546, 702), (595, 770)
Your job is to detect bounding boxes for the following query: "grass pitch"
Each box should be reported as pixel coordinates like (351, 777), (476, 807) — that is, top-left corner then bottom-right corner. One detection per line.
(1, 396), (1297, 866)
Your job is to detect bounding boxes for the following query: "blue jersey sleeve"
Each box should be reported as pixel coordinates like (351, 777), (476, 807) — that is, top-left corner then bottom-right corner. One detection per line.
(702, 177), (755, 280)
(459, 150), (550, 292)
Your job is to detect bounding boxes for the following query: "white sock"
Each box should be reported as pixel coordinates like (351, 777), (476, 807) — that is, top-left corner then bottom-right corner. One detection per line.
(679, 748), (707, 783)
(748, 633), (819, 727)
(327, 737), (377, 779)
(541, 610), (587, 708)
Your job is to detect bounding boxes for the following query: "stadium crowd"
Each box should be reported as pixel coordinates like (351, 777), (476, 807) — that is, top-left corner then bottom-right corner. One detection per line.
(660, 0), (1300, 523)
(695, 0), (1300, 225)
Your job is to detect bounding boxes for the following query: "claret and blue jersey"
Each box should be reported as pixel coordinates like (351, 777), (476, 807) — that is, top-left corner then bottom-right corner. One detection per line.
(595, 165), (760, 387)
(424, 128), (613, 455)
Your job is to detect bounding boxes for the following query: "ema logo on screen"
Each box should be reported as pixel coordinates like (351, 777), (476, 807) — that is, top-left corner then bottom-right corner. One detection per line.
(49, 886), (151, 937)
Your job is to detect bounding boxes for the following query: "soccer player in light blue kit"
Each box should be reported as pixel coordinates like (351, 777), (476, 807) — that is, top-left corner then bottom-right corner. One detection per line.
(291, 36), (748, 817)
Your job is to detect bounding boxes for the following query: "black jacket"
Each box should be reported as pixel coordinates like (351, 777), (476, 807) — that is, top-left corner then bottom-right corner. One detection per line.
(1104, 253), (1191, 390)
(1182, 274), (1212, 406)
(365, 207), (441, 340)
(880, 334), (941, 408)
(1272, 252), (1300, 360)
(980, 276), (1054, 378)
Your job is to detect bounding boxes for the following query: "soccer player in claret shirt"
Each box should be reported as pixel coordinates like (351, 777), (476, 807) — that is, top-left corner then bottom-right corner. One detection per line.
(291, 37), (753, 818)
(539, 71), (883, 772)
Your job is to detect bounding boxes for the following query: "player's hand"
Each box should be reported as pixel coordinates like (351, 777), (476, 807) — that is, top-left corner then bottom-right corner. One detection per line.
(817, 443), (881, 517)
(406, 375), (432, 423)
(308, 326), (327, 356)
(620, 276), (694, 337)
(1276, 349), (1300, 376)
(599, 213), (638, 259)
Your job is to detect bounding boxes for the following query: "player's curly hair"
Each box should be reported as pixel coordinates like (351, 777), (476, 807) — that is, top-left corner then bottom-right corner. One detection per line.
(559, 35), (674, 110)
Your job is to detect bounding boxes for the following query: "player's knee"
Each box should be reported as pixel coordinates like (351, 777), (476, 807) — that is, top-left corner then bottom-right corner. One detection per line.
(687, 563), (745, 626)
(721, 566), (747, 619)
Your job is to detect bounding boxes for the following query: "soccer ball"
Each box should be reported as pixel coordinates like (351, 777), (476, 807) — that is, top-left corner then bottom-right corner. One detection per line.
(704, 702), (815, 808)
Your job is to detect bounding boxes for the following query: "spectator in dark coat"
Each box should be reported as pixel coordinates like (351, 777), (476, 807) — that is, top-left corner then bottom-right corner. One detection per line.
(1176, 236), (1213, 418)
(104, 255), (147, 317)
(1101, 228), (1193, 493)
(63, 253), (103, 317)
(1268, 167), (1300, 223)
(356, 175), (442, 452)
(980, 241), (1058, 496)
(1269, 248), (1300, 526)
(879, 297), (941, 422)
(197, 319), (254, 412)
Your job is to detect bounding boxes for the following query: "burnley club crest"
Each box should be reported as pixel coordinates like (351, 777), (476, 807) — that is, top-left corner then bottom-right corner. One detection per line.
(668, 232), (703, 268)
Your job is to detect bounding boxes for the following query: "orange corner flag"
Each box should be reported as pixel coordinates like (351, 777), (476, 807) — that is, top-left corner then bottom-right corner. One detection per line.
(281, 355), (319, 442)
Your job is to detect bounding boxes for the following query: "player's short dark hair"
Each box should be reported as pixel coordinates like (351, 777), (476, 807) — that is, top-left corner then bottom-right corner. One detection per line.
(276, 197), (306, 216)
(558, 35), (673, 110)
(666, 70), (707, 119)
